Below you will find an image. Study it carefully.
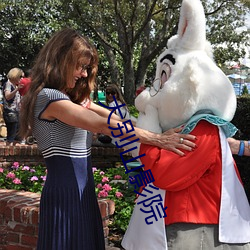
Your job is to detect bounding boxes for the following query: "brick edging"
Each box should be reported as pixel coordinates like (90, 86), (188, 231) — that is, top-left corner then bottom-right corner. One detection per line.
(0, 143), (132, 168)
(0, 189), (115, 249)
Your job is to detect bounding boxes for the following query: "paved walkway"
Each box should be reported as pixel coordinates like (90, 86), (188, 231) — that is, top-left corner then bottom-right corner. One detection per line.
(106, 246), (122, 250)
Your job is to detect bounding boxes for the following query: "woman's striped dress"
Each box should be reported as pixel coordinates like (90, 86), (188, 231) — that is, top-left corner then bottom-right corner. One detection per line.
(34, 88), (105, 250)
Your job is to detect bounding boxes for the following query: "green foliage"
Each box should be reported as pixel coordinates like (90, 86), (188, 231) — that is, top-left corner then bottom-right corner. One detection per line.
(66, 0), (249, 103)
(0, 0), (73, 76)
(231, 96), (250, 202)
(0, 162), (137, 233)
(93, 166), (136, 232)
(128, 104), (139, 118)
(206, 6), (248, 65)
(242, 85), (249, 95)
(232, 96), (250, 139)
(241, 0), (250, 8)
(0, 0), (248, 104)
(0, 162), (46, 193)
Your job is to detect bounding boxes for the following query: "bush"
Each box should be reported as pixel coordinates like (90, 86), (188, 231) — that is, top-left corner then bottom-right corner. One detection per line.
(0, 162), (136, 233)
(93, 166), (136, 232)
(0, 162), (46, 193)
(128, 104), (139, 118)
(231, 95), (250, 202)
(242, 85), (249, 95)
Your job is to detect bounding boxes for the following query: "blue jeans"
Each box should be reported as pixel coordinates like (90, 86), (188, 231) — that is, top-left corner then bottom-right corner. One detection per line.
(5, 121), (19, 142)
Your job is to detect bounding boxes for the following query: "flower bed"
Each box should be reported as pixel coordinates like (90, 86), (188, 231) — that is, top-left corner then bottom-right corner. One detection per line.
(93, 166), (136, 232)
(0, 162), (46, 193)
(0, 162), (136, 244)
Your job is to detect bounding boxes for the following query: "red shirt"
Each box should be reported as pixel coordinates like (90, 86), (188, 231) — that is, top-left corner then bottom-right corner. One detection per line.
(19, 77), (31, 96)
(140, 121), (223, 225)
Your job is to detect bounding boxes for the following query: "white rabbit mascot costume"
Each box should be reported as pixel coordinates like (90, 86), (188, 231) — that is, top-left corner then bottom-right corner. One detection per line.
(122, 0), (250, 249)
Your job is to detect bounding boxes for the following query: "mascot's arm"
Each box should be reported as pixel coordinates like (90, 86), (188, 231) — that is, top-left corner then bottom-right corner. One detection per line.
(140, 120), (221, 192)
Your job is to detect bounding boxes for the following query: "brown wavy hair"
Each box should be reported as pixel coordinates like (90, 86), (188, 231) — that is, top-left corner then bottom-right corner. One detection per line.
(19, 28), (98, 138)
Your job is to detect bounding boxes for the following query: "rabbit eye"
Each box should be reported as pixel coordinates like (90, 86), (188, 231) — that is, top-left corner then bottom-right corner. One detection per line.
(160, 63), (171, 88)
(150, 62), (172, 97)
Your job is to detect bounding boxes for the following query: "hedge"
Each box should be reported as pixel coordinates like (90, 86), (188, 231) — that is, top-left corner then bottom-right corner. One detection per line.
(231, 95), (250, 202)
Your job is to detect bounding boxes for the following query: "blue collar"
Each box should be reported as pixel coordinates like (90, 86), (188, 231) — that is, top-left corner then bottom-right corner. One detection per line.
(181, 113), (238, 138)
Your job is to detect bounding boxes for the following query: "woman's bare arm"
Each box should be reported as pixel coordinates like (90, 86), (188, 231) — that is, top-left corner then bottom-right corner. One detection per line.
(42, 99), (196, 156)
(88, 101), (121, 120)
(227, 137), (250, 156)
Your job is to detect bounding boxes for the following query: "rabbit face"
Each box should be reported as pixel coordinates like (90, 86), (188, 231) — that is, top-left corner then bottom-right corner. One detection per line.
(135, 0), (236, 133)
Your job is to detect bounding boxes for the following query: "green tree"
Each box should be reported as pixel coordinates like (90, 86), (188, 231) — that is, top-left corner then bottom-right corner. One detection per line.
(242, 85), (249, 95)
(0, 0), (72, 77)
(241, 0), (250, 8)
(205, 0), (249, 65)
(60, 0), (249, 104)
(0, 0), (249, 105)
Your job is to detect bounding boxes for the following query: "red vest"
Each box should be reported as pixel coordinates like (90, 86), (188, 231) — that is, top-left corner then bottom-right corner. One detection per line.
(140, 120), (242, 225)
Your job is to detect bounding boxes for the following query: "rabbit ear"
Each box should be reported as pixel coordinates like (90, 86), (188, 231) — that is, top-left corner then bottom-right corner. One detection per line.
(177, 0), (206, 50)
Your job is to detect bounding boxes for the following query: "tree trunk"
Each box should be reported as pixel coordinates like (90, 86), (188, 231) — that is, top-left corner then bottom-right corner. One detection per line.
(102, 43), (121, 85)
(135, 60), (149, 88)
(123, 57), (135, 105)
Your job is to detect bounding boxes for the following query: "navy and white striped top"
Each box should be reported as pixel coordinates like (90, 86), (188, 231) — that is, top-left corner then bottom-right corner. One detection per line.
(33, 88), (92, 158)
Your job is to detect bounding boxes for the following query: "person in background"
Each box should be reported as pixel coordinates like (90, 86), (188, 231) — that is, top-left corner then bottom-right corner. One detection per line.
(105, 83), (130, 120)
(0, 78), (6, 104)
(19, 69), (31, 96)
(17, 69), (32, 145)
(19, 28), (196, 250)
(102, 83), (133, 144)
(228, 137), (250, 156)
(3, 68), (24, 146)
(0, 79), (5, 124)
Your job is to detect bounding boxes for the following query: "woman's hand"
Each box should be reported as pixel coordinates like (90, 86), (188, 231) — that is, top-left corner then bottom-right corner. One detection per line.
(157, 126), (197, 156)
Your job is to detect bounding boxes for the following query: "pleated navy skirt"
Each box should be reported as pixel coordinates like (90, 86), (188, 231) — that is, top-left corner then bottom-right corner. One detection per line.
(37, 156), (105, 250)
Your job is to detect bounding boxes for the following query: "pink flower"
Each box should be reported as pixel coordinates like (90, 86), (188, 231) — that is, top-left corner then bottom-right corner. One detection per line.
(12, 162), (19, 169)
(0, 168), (4, 173)
(100, 171), (105, 175)
(40, 176), (46, 181)
(12, 178), (22, 184)
(96, 183), (102, 189)
(115, 192), (123, 198)
(22, 166), (30, 171)
(129, 176), (135, 182)
(102, 176), (109, 183)
(6, 172), (15, 179)
(102, 184), (112, 191)
(30, 176), (38, 181)
(114, 175), (122, 180)
(92, 167), (97, 173)
(30, 169), (36, 173)
(98, 190), (108, 198)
